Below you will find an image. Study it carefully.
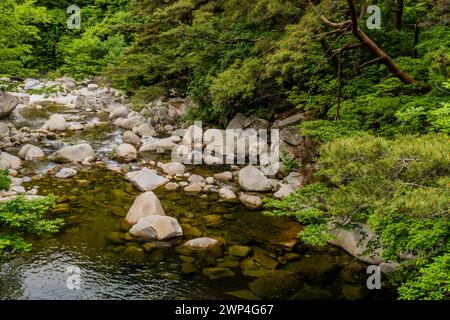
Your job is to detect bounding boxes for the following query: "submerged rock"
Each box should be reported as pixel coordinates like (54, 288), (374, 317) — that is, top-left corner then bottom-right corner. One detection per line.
(285, 254), (335, 278)
(125, 191), (165, 225)
(176, 237), (223, 258)
(228, 245), (252, 258)
(181, 263), (197, 275)
(249, 270), (300, 299)
(130, 215), (183, 241)
(226, 290), (260, 300)
(202, 268), (236, 280)
(55, 168), (77, 179)
(121, 246), (145, 263)
(49, 143), (95, 163)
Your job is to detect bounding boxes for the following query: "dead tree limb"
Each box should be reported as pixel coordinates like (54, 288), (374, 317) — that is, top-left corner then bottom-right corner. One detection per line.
(357, 57), (383, 70)
(346, 0), (416, 84)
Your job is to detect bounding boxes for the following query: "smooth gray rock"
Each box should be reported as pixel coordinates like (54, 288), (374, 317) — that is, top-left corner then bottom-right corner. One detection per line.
(238, 165), (272, 192)
(127, 167), (168, 192)
(0, 92), (21, 118)
(49, 143), (95, 163)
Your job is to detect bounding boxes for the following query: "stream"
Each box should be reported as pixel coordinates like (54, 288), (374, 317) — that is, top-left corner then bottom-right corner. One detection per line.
(0, 104), (395, 300)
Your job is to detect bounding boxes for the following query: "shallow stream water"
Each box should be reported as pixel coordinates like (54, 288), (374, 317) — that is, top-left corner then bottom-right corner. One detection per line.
(0, 105), (395, 300)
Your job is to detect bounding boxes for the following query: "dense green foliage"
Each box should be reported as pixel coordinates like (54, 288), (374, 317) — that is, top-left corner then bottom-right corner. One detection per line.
(0, 169), (11, 191)
(264, 133), (450, 299)
(0, 195), (63, 256)
(0, 0), (131, 79)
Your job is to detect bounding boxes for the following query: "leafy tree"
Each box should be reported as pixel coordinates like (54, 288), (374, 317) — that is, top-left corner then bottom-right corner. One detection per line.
(0, 0), (49, 76)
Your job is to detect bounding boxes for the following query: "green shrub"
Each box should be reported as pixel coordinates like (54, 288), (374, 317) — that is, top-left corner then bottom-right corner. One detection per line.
(264, 133), (450, 299)
(0, 169), (10, 191)
(0, 195), (63, 256)
(280, 150), (300, 173)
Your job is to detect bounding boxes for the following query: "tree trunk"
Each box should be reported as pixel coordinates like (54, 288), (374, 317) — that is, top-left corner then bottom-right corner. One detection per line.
(413, 22), (419, 58)
(395, 0), (404, 31)
(335, 54), (343, 120)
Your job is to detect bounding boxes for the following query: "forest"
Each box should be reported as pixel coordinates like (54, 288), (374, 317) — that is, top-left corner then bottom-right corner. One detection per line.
(0, 0), (449, 301)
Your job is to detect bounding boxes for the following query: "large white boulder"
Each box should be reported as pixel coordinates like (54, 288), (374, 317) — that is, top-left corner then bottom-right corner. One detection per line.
(125, 191), (165, 225)
(130, 215), (183, 241)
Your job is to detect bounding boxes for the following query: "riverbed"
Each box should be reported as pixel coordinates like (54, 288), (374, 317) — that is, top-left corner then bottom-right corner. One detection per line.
(0, 104), (395, 300)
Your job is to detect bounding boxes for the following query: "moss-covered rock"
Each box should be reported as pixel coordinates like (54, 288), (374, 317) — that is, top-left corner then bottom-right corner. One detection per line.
(202, 267), (236, 280)
(203, 214), (223, 225)
(228, 245), (252, 258)
(179, 255), (196, 263)
(181, 263), (197, 275)
(341, 284), (366, 300)
(240, 258), (270, 277)
(290, 285), (333, 300)
(121, 246), (145, 263)
(181, 224), (202, 238)
(249, 270), (301, 299)
(216, 259), (240, 268)
(285, 254), (335, 278)
(226, 290), (260, 300)
(175, 237), (223, 259)
(52, 203), (70, 214)
(106, 232), (125, 245)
